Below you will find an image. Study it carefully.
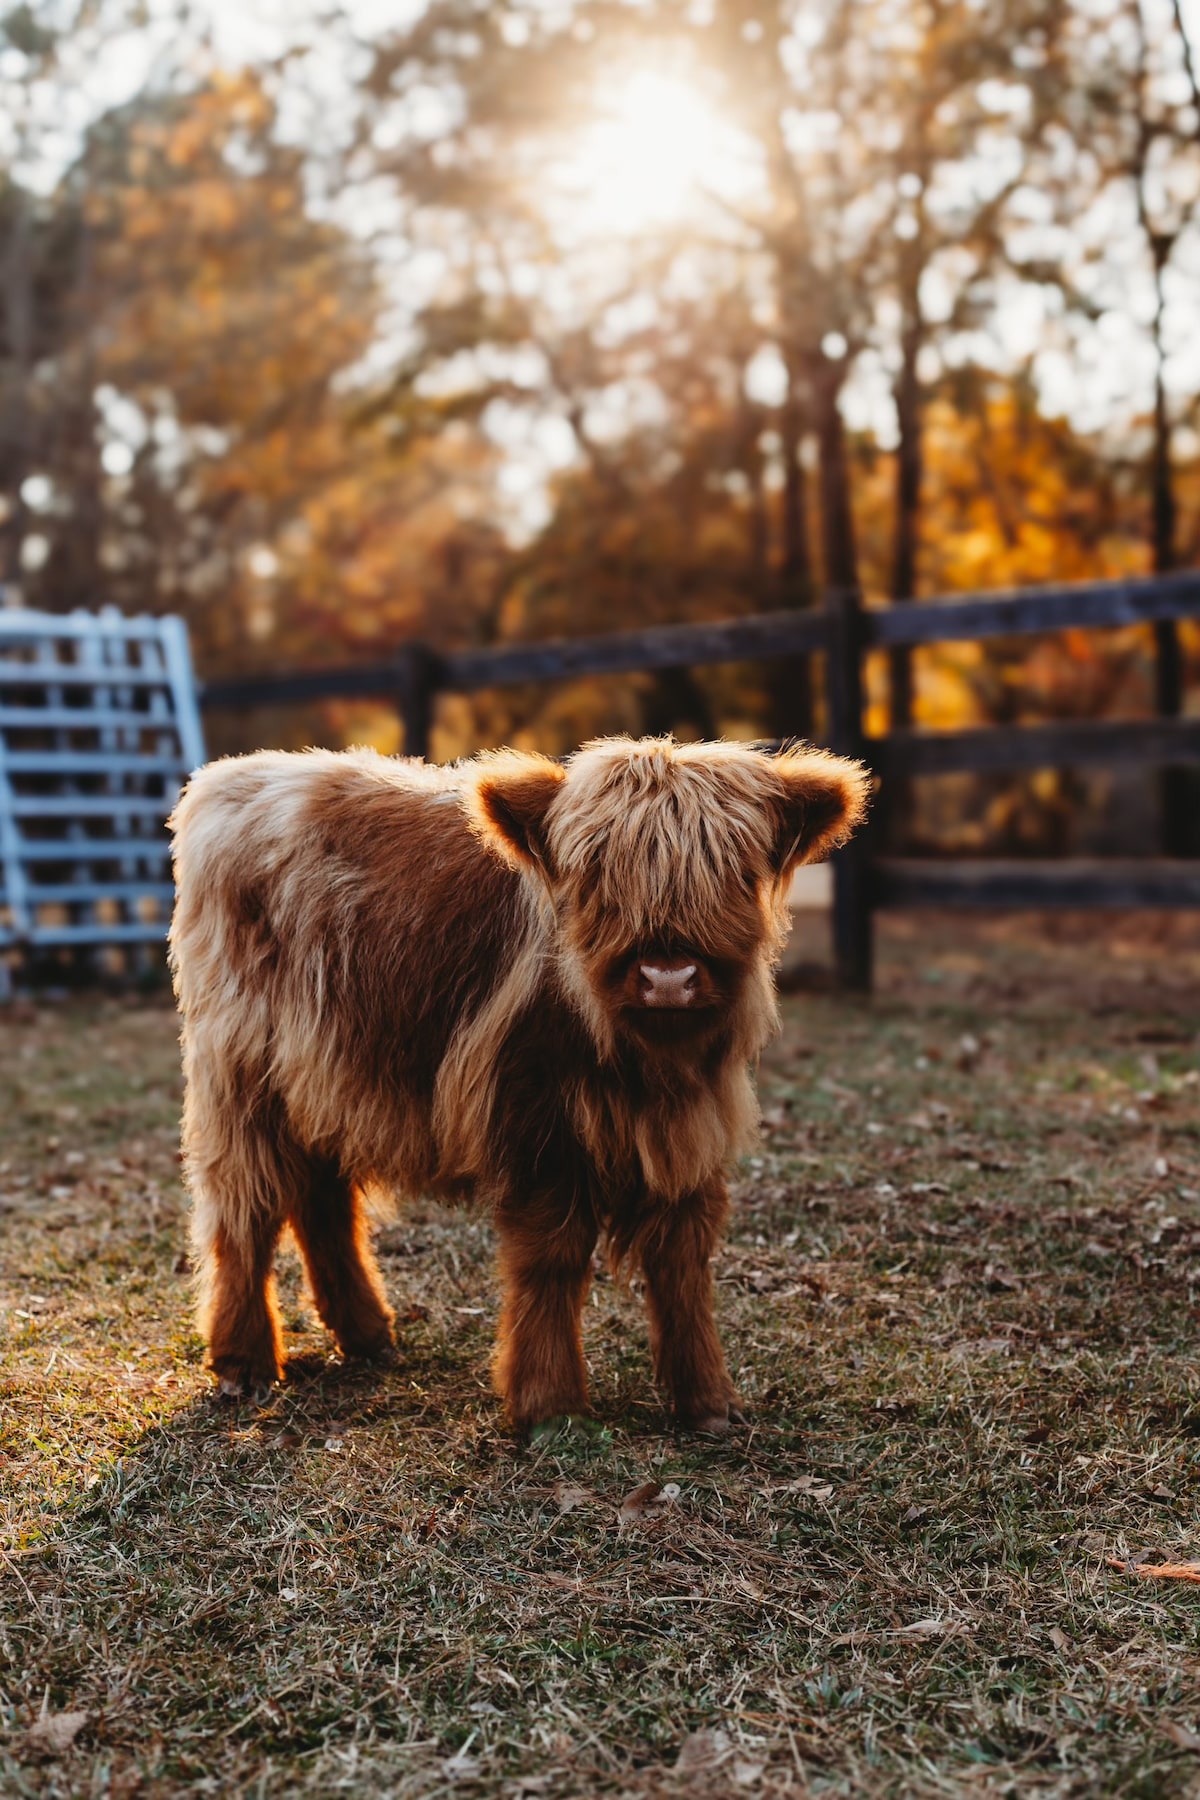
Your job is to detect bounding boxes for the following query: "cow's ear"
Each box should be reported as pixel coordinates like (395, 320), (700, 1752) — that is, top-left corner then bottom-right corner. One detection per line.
(769, 749), (871, 875)
(470, 753), (566, 873)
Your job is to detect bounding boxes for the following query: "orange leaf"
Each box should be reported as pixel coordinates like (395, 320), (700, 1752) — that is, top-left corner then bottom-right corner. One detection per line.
(1107, 1557), (1200, 1584)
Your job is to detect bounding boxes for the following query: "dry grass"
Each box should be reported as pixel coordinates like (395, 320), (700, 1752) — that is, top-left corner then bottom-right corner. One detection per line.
(3, 912), (1200, 1798)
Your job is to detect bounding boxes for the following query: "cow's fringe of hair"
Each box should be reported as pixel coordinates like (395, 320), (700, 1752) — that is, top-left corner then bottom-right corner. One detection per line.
(551, 738), (783, 936)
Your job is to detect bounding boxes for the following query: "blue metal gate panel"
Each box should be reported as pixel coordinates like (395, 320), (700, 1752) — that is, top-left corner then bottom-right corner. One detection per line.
(0, 607), (204, 960)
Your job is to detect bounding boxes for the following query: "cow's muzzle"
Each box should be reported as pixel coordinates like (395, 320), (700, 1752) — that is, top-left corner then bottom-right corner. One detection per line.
(636, 957), (713, 1010)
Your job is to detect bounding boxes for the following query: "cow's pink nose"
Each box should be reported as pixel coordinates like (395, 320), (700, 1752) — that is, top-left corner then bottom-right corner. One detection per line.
(639, 963), (698, 1008)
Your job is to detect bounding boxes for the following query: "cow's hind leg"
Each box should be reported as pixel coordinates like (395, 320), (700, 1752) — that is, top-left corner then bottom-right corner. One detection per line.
(288, 1161), (396, 1363)
(493, 1197), (597, 1432)
(187, 1085), (306, 1399)
(201, 1209), (286, 1400)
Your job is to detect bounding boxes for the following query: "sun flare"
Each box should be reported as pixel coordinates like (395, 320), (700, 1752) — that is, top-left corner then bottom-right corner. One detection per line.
(554, 69), (756, 238)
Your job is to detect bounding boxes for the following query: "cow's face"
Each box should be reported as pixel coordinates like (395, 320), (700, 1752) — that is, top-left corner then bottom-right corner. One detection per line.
(470, 738), (869, 1057)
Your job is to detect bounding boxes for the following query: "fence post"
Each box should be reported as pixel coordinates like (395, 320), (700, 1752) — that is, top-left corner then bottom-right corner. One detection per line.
(1155, 621), (1198, 856)
(825, 585), (872, 991)
(397, 643), (439, 761)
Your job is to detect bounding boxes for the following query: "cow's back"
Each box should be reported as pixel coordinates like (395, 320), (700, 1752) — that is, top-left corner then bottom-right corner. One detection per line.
(170, 748), (542, 1193)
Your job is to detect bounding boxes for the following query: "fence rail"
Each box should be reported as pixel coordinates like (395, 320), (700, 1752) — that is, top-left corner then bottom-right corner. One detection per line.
(873, 859), (1200, 909)
(875, 718), (1200, 777)
(199, 571), (1200, 990)
(201, 571), (1200, 712)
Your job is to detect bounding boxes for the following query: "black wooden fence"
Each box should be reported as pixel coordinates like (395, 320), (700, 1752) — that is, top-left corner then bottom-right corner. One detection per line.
(201, 571), (1200, 990)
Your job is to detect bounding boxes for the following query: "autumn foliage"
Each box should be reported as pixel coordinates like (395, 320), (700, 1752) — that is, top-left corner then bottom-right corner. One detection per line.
(1, 1), (1197, 847)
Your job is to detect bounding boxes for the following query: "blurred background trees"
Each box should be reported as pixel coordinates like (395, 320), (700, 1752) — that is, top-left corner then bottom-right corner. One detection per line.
(1, 0), (1198, 845)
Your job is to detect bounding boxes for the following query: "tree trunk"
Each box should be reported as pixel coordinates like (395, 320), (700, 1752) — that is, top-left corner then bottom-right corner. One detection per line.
(745, 421), (769, 598)
(55, 223), (104, 608)
(1149, 255), (1195, 853)
(781, 364), (814, 607)
(0, 189), (33, 590)
(889, 307), (922, 725)
(813, 357), (858, 591)
(886, 252), (925, 847)
(1133, 0), (1195, 854)
(640, 666), (717, 741)
(764, 352), (815, 742)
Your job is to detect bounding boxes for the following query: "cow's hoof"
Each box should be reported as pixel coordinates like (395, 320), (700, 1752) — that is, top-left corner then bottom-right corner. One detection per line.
(682, 1402), (748, 1435)
(520, 1411), (596, 1444)
(691, 1413), (732, 1435)
(217, 1374), (275, 1405)
(213, 1358), (279, 1404)
(336, 1321), (398, 1365)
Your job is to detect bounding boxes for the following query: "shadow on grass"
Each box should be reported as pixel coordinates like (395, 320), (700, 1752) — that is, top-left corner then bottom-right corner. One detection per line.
(5, 1319), (780, 1798)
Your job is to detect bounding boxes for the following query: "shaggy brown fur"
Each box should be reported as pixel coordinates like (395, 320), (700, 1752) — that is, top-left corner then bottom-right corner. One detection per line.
(169, 737), (868, 1430)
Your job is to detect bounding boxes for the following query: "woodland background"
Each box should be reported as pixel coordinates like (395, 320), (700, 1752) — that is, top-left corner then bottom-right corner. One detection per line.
(3, 0), (1200, 852)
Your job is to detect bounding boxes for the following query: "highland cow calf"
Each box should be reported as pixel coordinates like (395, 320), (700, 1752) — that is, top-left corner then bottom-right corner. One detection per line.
(169, 736), (867, 1431)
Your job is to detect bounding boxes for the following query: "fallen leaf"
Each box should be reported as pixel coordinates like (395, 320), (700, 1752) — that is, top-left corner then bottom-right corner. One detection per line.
(951, 1338), (1013, 1359)
(553, 1482), (594, 1515)
(747, 1268), (783, 1293)
(675, 1727), (732, 1772)
(761, 1473), (834, 1501)
(784, 1475), (834, 1502)
(443, 1749), (481, 1780)
(618, 1480), (681, 1527)
(25, 1705), (89, 1757)
(1049, 1626), (1070, 1652)
(891, 1617), (956, 1638)
(1161, 1721), (1200, 1751)
(542, 1572), (588, 1593)
(732, 1758), (766, 1787)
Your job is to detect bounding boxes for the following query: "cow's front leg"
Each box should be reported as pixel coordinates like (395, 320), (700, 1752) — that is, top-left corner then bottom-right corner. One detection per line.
(639, 1176), (743, 1432)
(493, 1197), (597, 1432)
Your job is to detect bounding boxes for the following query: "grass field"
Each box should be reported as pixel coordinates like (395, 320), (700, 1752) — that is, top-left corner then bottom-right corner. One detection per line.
(3, 911), (1200, 1798)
